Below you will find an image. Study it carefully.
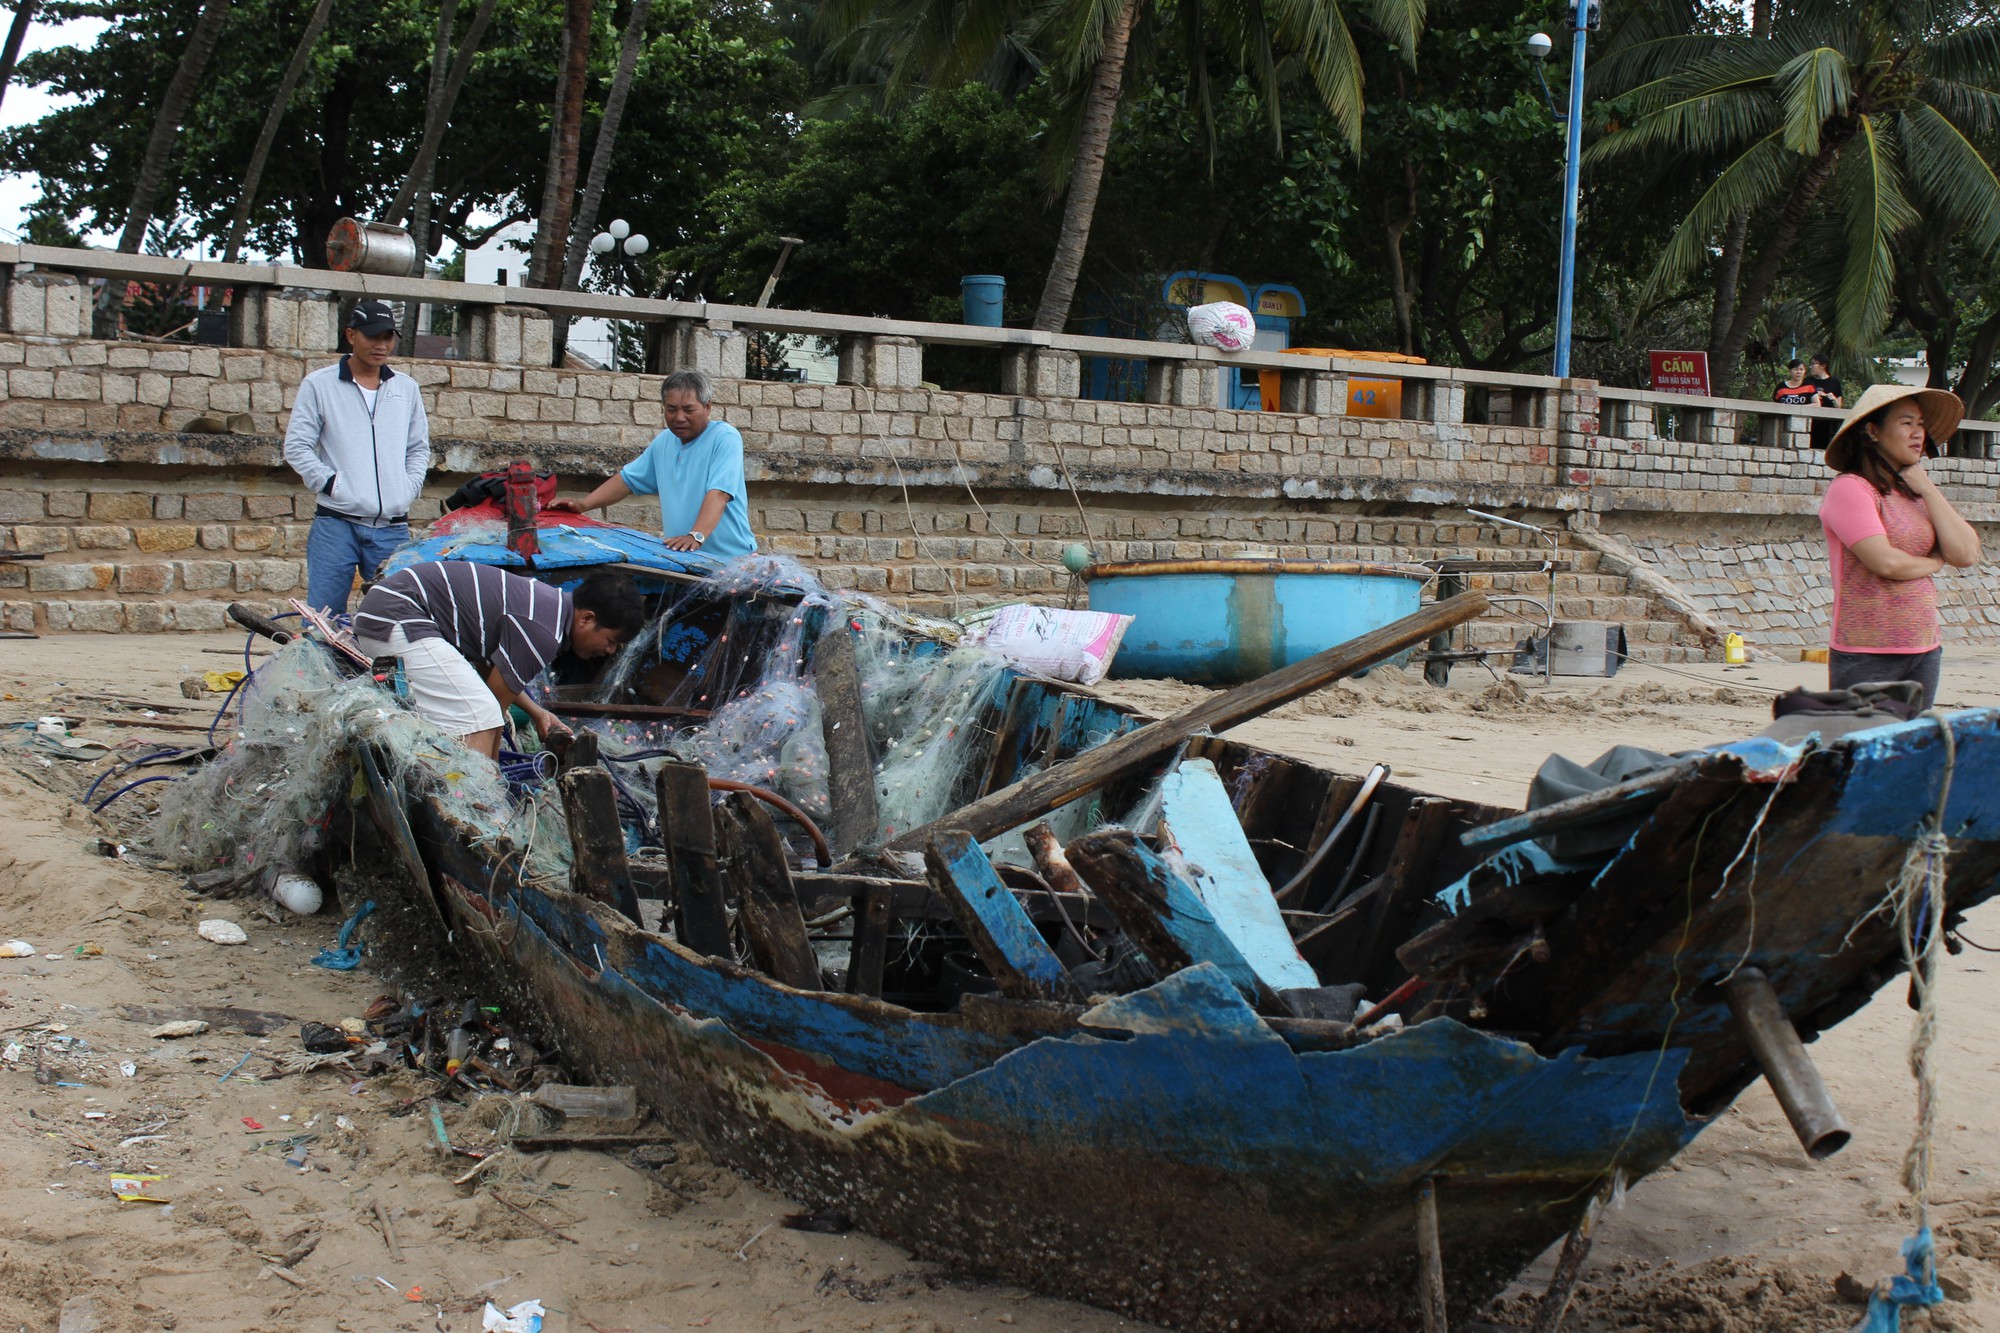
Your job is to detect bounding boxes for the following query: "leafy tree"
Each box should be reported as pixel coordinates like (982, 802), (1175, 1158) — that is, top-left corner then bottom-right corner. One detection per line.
(1590, 0), (2000, 392)
(821, 0), (1427, 332)
(3, 0), (797, 270)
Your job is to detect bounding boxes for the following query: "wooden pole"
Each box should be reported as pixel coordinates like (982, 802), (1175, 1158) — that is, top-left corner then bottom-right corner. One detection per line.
(657, 762), (732, 959)
(1414, 1177), (1448, 1333)
(813, 620), (878, 859)
(884, 592), (1489, 852)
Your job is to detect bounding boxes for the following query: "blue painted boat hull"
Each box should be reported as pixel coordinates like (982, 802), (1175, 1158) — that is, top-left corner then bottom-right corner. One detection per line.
(1085, 562), (1428, 683)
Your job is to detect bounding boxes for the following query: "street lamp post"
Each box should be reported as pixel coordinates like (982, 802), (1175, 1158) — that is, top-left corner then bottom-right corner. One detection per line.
(1528, 0), (1599, 380)
(589, 218), (651, 285)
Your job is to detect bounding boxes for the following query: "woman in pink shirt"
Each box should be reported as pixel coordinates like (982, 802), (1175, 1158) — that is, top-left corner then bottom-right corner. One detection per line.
(1818, 384), (1983, 708)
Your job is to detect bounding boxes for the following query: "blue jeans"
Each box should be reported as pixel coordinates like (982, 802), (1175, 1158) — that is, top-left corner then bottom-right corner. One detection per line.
(305, 513), (409, 614)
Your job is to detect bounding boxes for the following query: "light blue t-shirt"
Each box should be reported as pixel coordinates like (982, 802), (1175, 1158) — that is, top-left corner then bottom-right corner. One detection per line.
(618, 420), (756, 559)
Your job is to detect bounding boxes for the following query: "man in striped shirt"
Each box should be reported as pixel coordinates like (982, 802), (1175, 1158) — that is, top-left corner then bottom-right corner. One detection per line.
(353, 561), (645, 759)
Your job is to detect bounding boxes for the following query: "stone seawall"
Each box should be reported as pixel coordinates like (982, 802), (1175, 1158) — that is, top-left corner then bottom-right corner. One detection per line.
(0, 331), (1994, 657)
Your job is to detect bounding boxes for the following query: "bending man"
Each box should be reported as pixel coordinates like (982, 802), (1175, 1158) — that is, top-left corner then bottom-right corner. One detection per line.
(548, 368), (757, 557)
(352, 561), (644, 759)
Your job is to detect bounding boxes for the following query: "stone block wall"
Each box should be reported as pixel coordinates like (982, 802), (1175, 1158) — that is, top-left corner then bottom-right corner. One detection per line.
(0, 326), (1995, 657)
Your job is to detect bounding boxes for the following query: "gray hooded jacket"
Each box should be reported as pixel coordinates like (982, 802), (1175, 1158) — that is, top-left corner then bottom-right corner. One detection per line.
(282, 356), (431, 527)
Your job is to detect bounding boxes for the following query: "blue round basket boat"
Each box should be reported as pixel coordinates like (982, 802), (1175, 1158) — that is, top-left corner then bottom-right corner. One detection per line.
(1083, 558), (1433, 684)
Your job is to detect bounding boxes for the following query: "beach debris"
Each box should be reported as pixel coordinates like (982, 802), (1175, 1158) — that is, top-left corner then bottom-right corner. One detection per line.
(271, 872), (323, 916)
(197, 919), (248, 945)
(73, 942), (103, 957)
(242, 1117), (264, 1130)
(530, 1083), (641, 1133)
(373, 1200), (405, 1261)
(480, 1299), (546, 1333)
(299, 1022), (351, 1054)
(147, 1020), (209, 1039)
(117, 1003), (295, 1036)
(119, 1061), (136, 1078)
(110, 1173), (169, 1203)
(0, 940), (34, 957)
(310, 899), (374, 970)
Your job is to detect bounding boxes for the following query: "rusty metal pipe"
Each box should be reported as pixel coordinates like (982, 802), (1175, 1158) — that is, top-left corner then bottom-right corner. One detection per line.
(1721, 968), (1851, 1160)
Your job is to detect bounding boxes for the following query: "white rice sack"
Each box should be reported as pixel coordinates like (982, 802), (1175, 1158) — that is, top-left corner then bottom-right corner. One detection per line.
(968, 605), (1134, 686)
(1186, 301), (1255, 352)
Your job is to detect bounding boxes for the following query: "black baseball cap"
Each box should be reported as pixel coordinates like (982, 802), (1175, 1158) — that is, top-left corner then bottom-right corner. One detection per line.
(348, 299), (396, 336)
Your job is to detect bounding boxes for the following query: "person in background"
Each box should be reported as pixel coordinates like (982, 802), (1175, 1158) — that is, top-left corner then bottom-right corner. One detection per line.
(547, 368), (757, 558)
(1807, 353), (1845, 453)
(283, 299), (432, 613)
(351, 562), (644, 760)
(1818, 384), (1983, 709)
(1773, 360), (1819, 409)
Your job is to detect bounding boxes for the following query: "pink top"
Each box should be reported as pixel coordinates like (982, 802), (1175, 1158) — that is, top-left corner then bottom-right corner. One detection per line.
(1819, 473), (1939, 653)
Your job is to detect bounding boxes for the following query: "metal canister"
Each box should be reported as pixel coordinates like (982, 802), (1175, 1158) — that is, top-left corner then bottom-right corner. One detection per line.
(325, 217), (419, 275)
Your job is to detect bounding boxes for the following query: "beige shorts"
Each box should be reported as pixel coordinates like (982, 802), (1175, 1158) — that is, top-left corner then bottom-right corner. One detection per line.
(356, 626), (504, 736)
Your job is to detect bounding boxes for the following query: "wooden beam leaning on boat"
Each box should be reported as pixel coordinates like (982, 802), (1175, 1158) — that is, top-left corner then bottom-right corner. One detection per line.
(351, 561), (646, 760)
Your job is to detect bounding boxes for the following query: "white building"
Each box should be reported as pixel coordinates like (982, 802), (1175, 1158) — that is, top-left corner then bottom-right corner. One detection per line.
(460, 221), (618, 368)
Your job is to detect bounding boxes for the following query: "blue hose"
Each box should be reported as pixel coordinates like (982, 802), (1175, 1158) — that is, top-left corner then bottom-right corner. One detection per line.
(91, 773), (181, 812)
(83, 747), (187, 804)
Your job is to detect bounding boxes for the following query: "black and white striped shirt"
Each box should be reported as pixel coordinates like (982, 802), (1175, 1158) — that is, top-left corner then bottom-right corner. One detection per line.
(354, 561), (572, 693)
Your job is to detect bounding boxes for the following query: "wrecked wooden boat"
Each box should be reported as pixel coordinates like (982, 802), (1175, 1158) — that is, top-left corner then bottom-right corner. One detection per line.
(202, 523), (2000, 1332)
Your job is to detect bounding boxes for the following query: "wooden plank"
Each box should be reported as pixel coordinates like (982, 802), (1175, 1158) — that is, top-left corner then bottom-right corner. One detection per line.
(558, 767), (642, 924)
(974, 678), (1038, 798)
(923, 831), (1082, 1003)
(1345, 796), (1457, 990)
(714, 792), (823, 990)
(813, 619), (878, 858)
(883, 592), (1489, 852)
(656, 762), (732, 958)
(1158, 758), (1320, 993)
(846, 883), (894, 998)
(1065, 828), (1274, 1007)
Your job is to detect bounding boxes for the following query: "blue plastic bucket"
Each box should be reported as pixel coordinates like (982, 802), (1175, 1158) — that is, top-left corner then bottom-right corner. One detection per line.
(961, 275), (1005, 327)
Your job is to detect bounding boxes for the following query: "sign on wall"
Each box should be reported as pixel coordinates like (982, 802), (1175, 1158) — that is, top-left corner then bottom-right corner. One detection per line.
(1648, 350), (1711, 396)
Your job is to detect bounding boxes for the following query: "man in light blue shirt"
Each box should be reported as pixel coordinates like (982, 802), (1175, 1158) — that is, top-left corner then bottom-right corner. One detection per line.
(549, 369), (757, 558)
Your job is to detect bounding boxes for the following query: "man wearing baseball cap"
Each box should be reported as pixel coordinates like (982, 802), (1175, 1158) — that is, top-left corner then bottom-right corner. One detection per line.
(282, 299), (433, 613)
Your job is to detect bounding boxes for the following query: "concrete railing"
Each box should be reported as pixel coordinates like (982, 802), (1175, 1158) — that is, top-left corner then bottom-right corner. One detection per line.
(5, 242), (1998, 462)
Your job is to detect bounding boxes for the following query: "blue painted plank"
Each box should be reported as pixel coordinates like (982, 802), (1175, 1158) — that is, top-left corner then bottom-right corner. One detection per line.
(924, 831), (1083, 1002)
(1160, 758), (1320, 993)
(1078, 834), (1270, 1003)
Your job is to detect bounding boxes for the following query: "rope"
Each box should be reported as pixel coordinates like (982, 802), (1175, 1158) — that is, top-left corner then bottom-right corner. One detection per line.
(1895, 714), (1955, 1236)
(1851, 711), (1956, 1333)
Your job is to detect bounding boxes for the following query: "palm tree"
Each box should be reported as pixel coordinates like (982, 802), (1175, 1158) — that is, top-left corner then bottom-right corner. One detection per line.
(220, 0), (335, 265)
(562, 0), (653, 293)
(0, 0), (40, 118)
(117, 0), (231, 254)
(385, 0), (501, 230)
(554, 0), (653, 362)
(531, 0), (598, 290)
(1590, 0), (2000, 391)
(823, 0), (1423, 332)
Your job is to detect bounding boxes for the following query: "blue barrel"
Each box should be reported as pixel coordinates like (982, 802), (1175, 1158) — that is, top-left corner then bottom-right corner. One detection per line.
(961, 275), (1005, 327)
(1084, 559), (1431, 683)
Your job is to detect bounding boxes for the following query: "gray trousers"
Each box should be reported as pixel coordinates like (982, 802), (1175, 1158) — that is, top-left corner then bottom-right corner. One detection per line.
(1829, 646), (1942, 711)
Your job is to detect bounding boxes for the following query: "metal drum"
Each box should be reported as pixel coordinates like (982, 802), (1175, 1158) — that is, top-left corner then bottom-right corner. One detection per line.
(325, 217), (418, 275)
(1083, 558), (1432, 683)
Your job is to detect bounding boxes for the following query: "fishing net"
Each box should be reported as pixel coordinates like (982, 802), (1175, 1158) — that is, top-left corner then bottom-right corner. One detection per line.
(574, 554), (1012, 848)
(148, 639), (571, 887)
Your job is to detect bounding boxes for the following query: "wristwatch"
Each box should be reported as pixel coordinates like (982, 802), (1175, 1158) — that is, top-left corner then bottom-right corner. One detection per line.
(690, 529), (707, 545)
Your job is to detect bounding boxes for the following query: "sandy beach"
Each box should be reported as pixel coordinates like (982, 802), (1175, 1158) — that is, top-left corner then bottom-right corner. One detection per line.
(3, 630), (1997, 1333)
